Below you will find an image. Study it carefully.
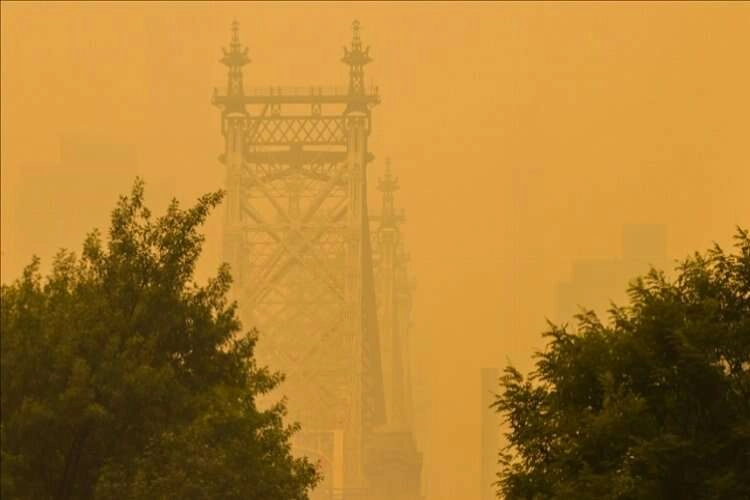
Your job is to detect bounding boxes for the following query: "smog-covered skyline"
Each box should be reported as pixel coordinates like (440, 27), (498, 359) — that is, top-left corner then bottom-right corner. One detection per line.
(2, 3), (749, 498)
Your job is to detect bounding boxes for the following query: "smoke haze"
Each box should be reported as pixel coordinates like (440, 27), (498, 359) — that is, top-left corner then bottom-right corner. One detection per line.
(2, 3), (749, 498)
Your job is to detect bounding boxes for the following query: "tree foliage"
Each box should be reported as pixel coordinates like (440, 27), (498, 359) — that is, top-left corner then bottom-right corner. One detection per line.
(494, 229), (750, 499)
(1, 180), (319, 499)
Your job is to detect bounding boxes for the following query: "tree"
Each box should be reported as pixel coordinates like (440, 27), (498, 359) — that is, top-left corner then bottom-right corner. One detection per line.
(494, 229), (750, 500)
(1, 180), (319, 499)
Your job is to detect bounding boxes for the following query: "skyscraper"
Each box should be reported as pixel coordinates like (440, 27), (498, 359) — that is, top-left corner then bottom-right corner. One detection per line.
(556, 224), (669, 325)
(481, 367), (500, 500)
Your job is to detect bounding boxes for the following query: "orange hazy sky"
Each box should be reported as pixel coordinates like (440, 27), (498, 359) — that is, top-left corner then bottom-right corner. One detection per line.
(2, 2), (749, 498)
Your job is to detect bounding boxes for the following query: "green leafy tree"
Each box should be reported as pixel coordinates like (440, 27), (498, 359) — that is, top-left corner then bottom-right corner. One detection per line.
(494, 229), (750, 500)
(1, 180), (319, 499)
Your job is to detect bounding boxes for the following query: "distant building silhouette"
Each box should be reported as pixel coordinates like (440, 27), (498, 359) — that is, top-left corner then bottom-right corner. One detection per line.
(481, 367), (501, 500)
(12, 135), (138, 270)
(556, 224), (669, 325)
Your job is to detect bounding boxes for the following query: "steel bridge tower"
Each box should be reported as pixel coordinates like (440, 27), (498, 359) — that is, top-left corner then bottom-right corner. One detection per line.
(369, 160), (423, 500)
(213, 21), (387, 498)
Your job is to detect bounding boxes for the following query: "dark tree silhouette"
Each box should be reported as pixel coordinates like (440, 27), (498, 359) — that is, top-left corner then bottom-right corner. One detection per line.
(1, 180), (319, 499)
(494, 229), (750, 499)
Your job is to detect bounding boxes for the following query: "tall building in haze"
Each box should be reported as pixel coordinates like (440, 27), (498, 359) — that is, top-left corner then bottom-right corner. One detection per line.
(481, 367), (501, 500)
(556, 224), (669, 325)
(8, 135), (138, 276)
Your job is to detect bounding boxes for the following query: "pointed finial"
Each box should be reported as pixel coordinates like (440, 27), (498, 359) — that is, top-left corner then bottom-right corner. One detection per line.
(231, 20), (240, 46)
(378, 157), (399, 193)
(342, 20), (372, 103)
(221, 20), (250, 68)
(351, 20), (362, 50)
(219, 19), (250, 106)
(342, 19), (371, 65)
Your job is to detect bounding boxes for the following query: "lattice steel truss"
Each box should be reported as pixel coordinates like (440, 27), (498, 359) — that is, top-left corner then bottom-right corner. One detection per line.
(368, 161), (423, 500)
(213, 21), (385, 496)
(371, 160), (410, 428)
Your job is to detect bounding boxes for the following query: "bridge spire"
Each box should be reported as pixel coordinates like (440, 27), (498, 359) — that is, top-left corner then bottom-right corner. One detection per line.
(221, 20), (250, 112)
(378, 158), (400, 228)
(342, 20), (372, 109)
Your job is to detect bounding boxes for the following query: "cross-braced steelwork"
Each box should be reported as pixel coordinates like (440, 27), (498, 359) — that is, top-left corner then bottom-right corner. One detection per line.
(213, 21), (390, 498)
(368, 161), (423, 500)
